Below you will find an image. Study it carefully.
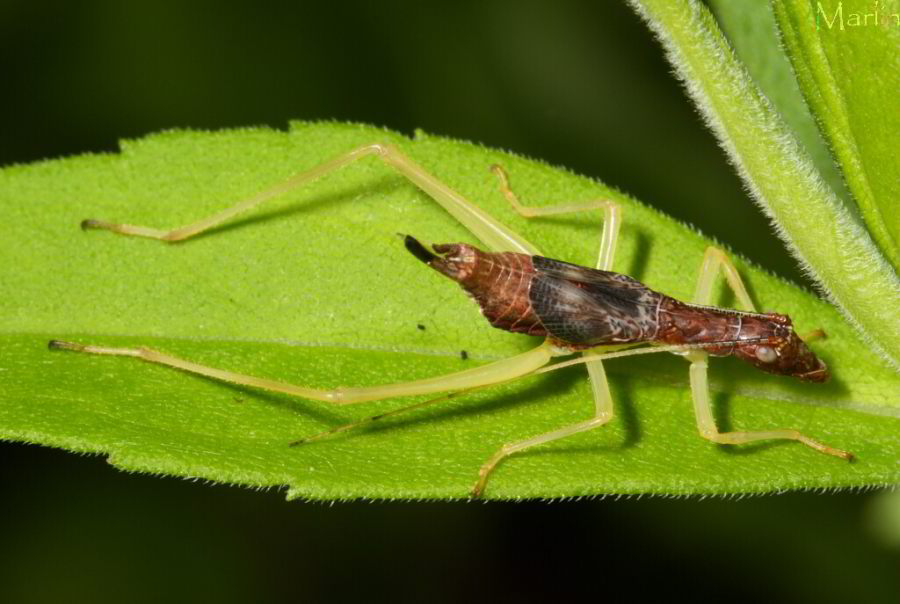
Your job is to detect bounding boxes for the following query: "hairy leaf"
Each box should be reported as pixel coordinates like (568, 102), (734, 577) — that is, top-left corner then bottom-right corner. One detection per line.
(707, 0), (850, 207)
(774, 0), (900, 268)
(1, 123), (897, 499)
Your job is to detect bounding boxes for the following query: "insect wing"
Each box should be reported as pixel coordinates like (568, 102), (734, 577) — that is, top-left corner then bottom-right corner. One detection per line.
(532, 257), (657, 302)
(530, 256), (662, 346)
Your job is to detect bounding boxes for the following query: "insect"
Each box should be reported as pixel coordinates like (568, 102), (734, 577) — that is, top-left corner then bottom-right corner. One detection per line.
(49, 142), (852, 497)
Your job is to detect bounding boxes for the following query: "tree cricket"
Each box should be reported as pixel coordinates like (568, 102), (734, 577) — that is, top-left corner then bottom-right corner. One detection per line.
(49, 142), (853, 497)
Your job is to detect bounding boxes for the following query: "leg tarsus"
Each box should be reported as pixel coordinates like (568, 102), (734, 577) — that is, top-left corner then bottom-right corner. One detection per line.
(704, 428), (853, 461)
(49, 339), (142, 357)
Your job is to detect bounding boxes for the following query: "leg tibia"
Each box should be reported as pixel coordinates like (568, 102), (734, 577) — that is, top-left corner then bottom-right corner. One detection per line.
(82, 144), (388, 242)
(49, 339), (553, 405)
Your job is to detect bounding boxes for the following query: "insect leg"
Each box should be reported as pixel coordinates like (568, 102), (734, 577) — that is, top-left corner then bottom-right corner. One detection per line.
(292, 377), (524, 446)
(692, 246), (755, 310)
(49, 339), (553, 405)
(82, 143), (540, 255)
(686, 250), (850, 459)
(693, 247), (828, 343)
(686, 351), (851, 459)
(472, 360), (615, 497)
(490, 164), (621, 270)
(480, 164), (623, 497)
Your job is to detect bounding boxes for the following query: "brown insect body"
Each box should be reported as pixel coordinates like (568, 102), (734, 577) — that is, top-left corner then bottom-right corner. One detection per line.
(428, 243), (548, 338)
(656, 298), (827, 381)
(404, 237), (828, 382)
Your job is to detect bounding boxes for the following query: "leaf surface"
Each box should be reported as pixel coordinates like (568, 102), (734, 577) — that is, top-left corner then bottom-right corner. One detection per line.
(1, 123), (897, 499)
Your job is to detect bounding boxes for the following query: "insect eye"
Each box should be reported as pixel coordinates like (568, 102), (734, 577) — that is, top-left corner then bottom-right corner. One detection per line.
(755, 346), (777, 363)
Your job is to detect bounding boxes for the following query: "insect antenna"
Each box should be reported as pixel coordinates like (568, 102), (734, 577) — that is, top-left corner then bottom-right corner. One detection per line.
(800, 328), (827, 342)
(536, 339), (775, 375)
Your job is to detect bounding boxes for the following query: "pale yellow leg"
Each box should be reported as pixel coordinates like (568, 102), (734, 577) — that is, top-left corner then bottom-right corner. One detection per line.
(472, 370), (614, 497)
(685, 249), (851, 461)
(292, 372), (534, 446)
(472, 166), (624, 497)
(72, 143), (562, 403)
(692, 246), (756, 311)
(83, 143), (540, 255)
(687, 351), (851, 459)
(68, 149), (636, 495)
(49, 339), (553, 405)
(65, 145), (569, 458)
(493, 163), (623, 465)
(491, 164), (621, 270)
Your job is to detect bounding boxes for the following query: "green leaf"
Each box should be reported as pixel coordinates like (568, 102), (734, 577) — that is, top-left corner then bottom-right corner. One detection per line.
(628, 0), (900, 371)
(773, 0), (900, 268)
(2, 123), (898, 500)
(706, 0), (851, 208)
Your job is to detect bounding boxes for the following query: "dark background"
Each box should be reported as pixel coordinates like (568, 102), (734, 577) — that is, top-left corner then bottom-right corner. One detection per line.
(1, 2), (896, 602)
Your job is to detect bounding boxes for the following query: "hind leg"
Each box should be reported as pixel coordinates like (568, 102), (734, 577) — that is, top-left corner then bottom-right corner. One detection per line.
(50, 339), (554, 406)
(58, 143), (563, 398)
(82, 142), (540, 255)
